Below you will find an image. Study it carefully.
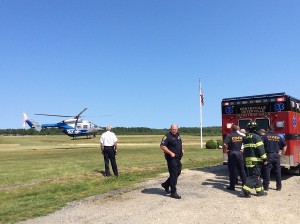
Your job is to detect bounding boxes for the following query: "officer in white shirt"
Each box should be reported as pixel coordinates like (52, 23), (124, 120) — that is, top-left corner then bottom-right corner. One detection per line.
(100, 125), (118, 176)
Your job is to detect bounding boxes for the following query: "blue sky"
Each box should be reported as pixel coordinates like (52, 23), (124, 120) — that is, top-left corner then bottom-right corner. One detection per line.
(1, 0), (299, 129)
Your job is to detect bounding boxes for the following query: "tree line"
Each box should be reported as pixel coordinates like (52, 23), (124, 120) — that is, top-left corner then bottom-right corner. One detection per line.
(0, 126), (221, 136)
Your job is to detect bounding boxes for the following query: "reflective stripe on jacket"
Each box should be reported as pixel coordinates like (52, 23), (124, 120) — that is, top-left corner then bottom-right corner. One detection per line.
(243, 131), (267, 167)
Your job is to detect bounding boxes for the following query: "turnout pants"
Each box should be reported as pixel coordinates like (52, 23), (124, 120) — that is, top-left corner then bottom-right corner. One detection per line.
(103, 146), (118, 176)
(242, 164), (264, 195)
(164, 156), (182, 194)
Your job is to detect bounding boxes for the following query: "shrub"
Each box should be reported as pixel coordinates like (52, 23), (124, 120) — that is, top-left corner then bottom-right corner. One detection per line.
(217, 139), (222, 148)
(206, 139), (218, 149)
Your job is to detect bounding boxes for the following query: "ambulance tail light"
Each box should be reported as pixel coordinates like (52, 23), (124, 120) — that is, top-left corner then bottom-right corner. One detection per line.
(226, 123), (233, 129)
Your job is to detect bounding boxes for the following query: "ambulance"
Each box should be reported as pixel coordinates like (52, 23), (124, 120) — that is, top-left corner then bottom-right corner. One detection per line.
(221, 92), (300, 173)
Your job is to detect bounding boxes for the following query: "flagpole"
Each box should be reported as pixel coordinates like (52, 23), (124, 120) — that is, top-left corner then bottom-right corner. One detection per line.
(199, 79), (203, 148)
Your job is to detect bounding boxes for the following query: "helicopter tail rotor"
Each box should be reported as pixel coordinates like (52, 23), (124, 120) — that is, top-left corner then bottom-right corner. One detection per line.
(23, 113), (28, 129)
(23, 113), (42, 131)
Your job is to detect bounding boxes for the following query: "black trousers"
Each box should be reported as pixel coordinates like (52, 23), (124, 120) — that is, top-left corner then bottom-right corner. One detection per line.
(103, 146), (118, 176)
(227, 151), (247, 188)
(242, 164), (264, 194)
(262, 153), (281, 189)
(164, 156), (182, 194)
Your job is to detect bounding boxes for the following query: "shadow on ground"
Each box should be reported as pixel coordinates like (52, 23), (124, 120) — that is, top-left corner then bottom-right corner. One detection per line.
(190, 165), (239, 195)
(141, 188), (167, 196)
(190, 164), (296, 195)
(93, 170), (106, 177)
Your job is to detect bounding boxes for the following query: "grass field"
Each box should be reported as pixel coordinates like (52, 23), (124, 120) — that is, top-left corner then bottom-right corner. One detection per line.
(0, 135), (222, 223)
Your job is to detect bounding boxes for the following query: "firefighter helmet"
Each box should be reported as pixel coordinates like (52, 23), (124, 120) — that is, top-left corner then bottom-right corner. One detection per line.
(247, 121), (257, 129)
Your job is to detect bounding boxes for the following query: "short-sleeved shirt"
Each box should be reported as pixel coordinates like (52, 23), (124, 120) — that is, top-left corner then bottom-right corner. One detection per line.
(262, 131), (286, 153)
(160, 132), (183, 155)
(100, 131), (118, 146)
(224, 131), (243, 151)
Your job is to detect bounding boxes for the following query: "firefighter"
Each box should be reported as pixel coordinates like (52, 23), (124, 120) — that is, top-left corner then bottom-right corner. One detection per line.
(223, 124), (247, 191)
(239, 121), (268, 198)
(261, 125), (287, 191)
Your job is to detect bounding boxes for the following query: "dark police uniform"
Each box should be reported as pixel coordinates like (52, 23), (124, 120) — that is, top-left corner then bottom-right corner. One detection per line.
(241, 130), (267, 197)
(160, 132), (183, 195)
(261, 131), (287, 190)
(224, 131), (247, 190)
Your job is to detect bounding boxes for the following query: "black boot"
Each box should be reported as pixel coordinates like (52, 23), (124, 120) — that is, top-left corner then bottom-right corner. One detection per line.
(238, 191), (251, 198)
(161, 183), (171, 194)
(170, 192), (181, 199)
(263, 185), (269, 191)
(226, 186), (236, 191)
(257, 191), (268, 197)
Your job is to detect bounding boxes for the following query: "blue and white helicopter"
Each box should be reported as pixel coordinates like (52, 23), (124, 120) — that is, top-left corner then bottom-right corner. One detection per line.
(23, 108), (102, 139)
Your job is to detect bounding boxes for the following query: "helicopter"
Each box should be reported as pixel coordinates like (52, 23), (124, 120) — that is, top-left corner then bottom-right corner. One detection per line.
(23, 108), (103, 139)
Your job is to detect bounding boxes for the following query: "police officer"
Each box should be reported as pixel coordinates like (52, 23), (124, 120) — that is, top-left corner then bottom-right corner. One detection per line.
(160, 124), (184, 199)
(261, 125), (287, 191)
(223, 124), (247, 191)
(239, 121), (268, 198)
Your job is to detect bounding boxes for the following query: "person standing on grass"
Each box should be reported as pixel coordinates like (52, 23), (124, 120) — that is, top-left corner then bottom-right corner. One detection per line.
(160, 124), (184, 199)
(100, 125), (118, 177)
(223, 124), (247, 191)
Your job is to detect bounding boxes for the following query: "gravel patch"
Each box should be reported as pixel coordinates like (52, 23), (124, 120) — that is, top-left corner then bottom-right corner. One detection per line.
(19, 165), (300, 224)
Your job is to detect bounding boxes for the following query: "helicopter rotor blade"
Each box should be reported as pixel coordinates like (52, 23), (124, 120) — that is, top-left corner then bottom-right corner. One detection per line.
(73, 108), (87, 134)
(35, 113), (73, 118)
(35, 108), (88, 119)
(74, 108), (88, 119)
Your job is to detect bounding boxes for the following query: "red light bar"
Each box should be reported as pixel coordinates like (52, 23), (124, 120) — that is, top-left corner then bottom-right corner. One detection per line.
(223, 102), (229, 106)
(277, 97), (286, 102)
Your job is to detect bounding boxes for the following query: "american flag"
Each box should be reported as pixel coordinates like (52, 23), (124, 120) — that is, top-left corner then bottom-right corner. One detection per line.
(200, 88), (204, 106)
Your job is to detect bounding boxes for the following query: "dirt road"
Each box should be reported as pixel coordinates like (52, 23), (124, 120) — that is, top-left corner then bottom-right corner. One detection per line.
(20, 165), (300, 224)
